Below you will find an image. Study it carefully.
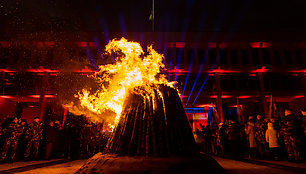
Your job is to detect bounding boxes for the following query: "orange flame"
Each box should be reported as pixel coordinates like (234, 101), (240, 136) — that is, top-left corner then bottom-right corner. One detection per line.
(68, 38), (175, 130)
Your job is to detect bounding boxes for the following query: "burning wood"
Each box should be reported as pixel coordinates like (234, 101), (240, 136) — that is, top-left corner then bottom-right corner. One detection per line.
(104, 84), (196, 156)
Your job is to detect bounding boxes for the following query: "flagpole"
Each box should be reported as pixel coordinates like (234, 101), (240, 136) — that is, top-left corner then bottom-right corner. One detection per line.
(152, 0), (155, 32)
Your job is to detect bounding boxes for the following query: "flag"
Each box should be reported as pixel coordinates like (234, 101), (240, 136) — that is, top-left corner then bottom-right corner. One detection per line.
(268, 94), (279, 118)
(212, 105), (220, 123)
(268, 94), (273, 118)
(237, 98), (243, 122)
(149, 10), (153, 20)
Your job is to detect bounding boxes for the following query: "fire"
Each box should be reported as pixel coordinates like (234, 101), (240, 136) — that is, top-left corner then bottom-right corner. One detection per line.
(69, 38), (175, 129)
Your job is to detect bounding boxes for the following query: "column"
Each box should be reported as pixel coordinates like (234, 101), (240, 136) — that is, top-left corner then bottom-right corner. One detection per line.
(215, 72), (223, 123)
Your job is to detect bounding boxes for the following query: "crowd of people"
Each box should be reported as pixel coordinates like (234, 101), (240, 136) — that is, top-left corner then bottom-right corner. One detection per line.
(0, 108), (305, 164)
(194, 108), (306, 162)
(0, 116), (111, 163)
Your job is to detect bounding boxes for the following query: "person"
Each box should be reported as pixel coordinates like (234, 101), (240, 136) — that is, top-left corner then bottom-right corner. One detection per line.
(44, 121), (57, 160)
(266, 122), (280, 160)
(245, 116), (257, 158)
(227, 120), (241, 159)
(24, 117), (43, 160)
(255, 115), (267, 159)
(0, 117), (21, 162)
(215, 123), (228, 157)
(279, 109), (302, 161)
(16, 119), (27, 161)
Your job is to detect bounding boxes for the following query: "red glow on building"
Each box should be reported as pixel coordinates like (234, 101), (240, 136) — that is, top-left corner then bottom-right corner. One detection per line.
(238, 96), (251, 99)
(210, 69), (238, 73)
(28, 95), (56, 98)
(0, 41), (11, 47)
(74, 66), (97, 73)
(210, 95), (232, 99)
(34, 42), (44, 47)
(167, 68), (188, 73)
(196, 104), (216, 108)
(26, 67), (60, 73)
(88, 42), (96, 47)
(0, 69), (16, 73)
(290, 70), (306, 73)
(77, 42), (87, 47)
(44, 42), (55, 46)
(251, 66), (268, 73)
(250, 42), (261, 48)
(262, 42), (271, 48)
(0, 96), (13, 99)
(294, 95), (304, 98)
(208, 42), (217, 48)
(219, 42), (228, 48)
(176, 42), (186, 48)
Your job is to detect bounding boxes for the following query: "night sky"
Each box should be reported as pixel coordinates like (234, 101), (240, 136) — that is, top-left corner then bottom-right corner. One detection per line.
(0, 0), (306, 33)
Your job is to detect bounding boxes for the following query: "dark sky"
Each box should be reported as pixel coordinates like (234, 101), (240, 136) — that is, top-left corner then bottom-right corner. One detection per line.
(0, 0), (306, 33)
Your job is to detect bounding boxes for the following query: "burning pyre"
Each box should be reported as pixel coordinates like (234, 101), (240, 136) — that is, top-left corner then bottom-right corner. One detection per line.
(75, 38), (222, 173)
(68, 38), (175, 130)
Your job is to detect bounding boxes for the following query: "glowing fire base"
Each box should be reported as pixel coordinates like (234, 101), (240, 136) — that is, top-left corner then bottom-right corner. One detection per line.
(76, 85), (223, 173)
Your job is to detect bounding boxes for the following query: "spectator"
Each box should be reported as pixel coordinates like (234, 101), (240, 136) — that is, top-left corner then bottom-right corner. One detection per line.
(266, 122), (280, 160)
(227, 120), (241, 159)
(280, 109), (302, 161)
(24, 117), (43, 160)
(0, 117), (21, 163)
(245, 116), (257, 158)
(44, 121), (57, 160)
(255, 115), (268, 159)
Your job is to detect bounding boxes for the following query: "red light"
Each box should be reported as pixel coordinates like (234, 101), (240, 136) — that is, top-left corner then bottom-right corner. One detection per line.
(290, 70), (306, 73)
(294, 95), (304, 98)
(262, 42), (271, 48)
(29, 95), (40, 98)
(0, 69), (16, 73)
(74, 66), (97, 73)
(88, 42), (96, 47)
(175, 42), (185, 48)
(26, 67), (59, 73)
(0, 95), (13, 99)
(167, 68), (188, 73)
(251, 66), (268, 73)
(238, 96), (251, 99)
(208, 42), (217, 48)
(250, 42), (261, 48)
(77, 42), (87, 47)
(210, 69), (238, 73)
(34, 42), (44, 47)
(249, 73), (256, 76)
(0, 41), (11, 47)
(219, 42), (228, 48)
(196, 104), (216, 108)
(44, 42), (55, 46)
(209, 95), (231, 99)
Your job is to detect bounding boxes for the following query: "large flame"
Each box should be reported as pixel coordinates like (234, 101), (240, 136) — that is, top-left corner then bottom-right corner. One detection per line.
(69, 38), (175, 129)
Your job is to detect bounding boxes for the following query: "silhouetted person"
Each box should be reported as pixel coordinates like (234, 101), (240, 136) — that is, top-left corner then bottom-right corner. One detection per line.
(45, 121), (57, 160)
(24, 117), (43, 160)
(280, 109), (302, 161)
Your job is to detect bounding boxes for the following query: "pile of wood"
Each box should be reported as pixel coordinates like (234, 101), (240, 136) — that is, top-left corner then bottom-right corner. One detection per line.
(104, 84), (197, 156)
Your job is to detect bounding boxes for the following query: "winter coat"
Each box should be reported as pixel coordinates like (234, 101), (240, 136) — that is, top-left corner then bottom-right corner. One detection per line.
(265, 123), (279, 148)
(245, 122), (256, 148)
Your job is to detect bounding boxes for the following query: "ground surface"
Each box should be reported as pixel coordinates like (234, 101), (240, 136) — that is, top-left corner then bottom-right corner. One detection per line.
(0, 156), (305, 174)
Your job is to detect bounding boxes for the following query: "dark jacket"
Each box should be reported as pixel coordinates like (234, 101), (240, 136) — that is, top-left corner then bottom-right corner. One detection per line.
(45, 125), (57, 143)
